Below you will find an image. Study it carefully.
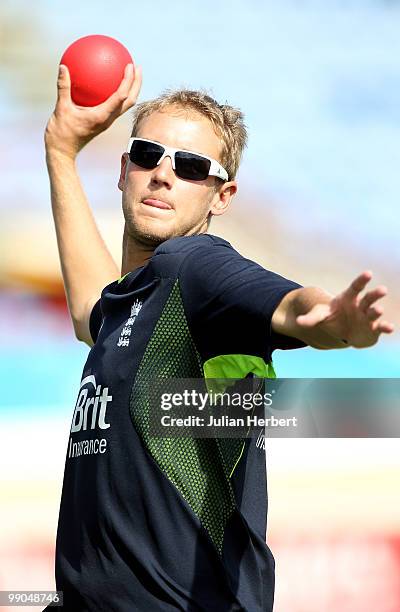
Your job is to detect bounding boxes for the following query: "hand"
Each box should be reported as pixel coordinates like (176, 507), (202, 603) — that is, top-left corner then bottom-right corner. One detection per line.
(44, 62), (142, 159)
(296, 271), (395, 348)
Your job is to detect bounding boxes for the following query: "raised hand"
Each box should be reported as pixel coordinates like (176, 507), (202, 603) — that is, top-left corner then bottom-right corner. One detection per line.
(45, 62), (142, 159)
(296, 271), (395, 348)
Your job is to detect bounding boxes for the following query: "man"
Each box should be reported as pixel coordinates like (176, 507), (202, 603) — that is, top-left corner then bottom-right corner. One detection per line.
(44, 62), (394, 611)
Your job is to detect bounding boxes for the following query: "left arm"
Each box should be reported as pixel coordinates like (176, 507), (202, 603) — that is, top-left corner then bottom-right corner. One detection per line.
(272, 271), (395, 349)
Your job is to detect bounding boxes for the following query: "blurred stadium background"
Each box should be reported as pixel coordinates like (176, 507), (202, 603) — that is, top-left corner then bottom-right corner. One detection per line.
(1, 0), (399, 610)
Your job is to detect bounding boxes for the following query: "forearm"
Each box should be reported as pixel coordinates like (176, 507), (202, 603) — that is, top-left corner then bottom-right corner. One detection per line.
(284, 287), (349, 349)
(46, 149), (120, 332)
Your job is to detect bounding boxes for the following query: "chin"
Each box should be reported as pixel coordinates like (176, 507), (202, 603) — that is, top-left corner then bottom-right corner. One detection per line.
(124, 207), (204, 247)
(128, 218), (178, 247)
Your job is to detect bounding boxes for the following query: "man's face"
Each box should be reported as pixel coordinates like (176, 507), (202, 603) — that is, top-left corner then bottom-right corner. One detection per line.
(118, 107), (237, 246)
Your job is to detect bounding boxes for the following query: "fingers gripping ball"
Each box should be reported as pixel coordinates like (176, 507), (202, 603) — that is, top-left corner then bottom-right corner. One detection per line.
(60, 35), (133, 106)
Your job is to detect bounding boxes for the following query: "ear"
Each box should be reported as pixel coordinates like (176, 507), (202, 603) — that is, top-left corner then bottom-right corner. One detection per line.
(209, 180), (238, 217)
(118, 153), (129, 191)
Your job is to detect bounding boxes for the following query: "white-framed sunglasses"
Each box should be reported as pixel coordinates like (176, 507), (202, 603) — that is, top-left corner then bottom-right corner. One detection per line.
(127, 137), (229, 182)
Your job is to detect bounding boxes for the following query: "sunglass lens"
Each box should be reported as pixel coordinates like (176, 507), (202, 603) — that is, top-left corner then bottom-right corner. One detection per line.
(129, 140), (163, 169)
(175, 151), (211, 180)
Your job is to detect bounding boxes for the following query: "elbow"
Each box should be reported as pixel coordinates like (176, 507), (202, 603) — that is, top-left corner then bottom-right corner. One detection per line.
(72, 319), (94, 347)
(72, 317), (83, 340)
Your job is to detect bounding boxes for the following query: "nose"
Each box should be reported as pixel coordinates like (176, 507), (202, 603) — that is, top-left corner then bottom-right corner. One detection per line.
(150, 154), (175, 188)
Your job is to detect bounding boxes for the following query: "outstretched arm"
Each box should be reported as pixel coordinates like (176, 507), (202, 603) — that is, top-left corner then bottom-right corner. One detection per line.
(45, 62), (142, 346)
(271, 271), (395, 349)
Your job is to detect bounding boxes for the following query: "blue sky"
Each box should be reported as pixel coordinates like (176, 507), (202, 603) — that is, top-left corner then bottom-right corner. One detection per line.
(3, 0), (400, 261)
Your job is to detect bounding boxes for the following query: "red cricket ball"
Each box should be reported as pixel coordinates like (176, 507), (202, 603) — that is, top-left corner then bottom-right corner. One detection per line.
(60, 34), (133, 106)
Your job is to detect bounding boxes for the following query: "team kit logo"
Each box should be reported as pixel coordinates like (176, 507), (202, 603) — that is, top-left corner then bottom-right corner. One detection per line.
(68, 375), (112, 459)
(117, 299), (142, 347)
(68, 299), (143, 459)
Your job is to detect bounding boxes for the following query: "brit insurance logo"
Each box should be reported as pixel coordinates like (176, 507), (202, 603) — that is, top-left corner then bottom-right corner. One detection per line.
(67, 374), (112, 460)
(117, 299), (143, 347)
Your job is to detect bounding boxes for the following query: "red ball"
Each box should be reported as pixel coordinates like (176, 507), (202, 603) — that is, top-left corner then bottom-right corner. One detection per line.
(60, 35), (133, 106)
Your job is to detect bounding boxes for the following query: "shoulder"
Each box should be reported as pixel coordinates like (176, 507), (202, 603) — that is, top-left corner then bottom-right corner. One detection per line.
(152, 233), (248, 280)
(153, 233), (234, 257)
(154, 233), (259, 272)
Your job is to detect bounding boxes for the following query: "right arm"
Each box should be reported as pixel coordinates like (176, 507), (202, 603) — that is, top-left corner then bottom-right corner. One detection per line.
(44, 62), (142, 346)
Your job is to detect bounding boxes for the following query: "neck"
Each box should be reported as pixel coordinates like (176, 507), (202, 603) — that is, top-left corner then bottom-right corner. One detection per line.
(121, 224), (155, 276)
(121, 218), (211, 276)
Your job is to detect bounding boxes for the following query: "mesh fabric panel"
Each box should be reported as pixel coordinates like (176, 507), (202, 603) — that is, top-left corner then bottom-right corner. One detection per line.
(129, 280), (244, 553)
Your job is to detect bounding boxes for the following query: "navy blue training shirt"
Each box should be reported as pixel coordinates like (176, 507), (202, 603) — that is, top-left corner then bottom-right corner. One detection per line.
(50, 234), (306, 612)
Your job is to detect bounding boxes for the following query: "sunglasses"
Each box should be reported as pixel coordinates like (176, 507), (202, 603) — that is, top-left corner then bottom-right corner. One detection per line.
(127, 137), (229, 182)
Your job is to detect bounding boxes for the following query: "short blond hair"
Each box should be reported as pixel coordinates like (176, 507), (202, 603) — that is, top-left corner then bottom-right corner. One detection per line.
(130, 89), (248, 181)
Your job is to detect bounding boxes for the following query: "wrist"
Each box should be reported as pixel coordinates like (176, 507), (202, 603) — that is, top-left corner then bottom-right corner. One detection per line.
(44, 120), (82, 162)
(45, 144), (78, 167)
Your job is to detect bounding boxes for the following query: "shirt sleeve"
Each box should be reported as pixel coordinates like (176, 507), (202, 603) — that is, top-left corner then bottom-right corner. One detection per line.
(178, 243), (307, 360)
(89, 298), (103, 344)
